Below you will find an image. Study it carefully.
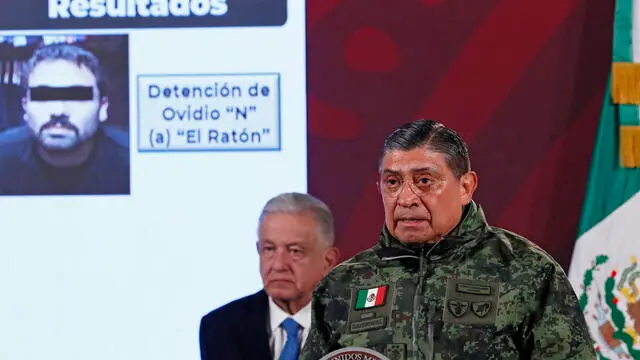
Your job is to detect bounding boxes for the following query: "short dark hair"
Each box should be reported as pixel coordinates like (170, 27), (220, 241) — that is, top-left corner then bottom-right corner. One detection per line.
(21, 43), (108, 97)
(379, 119), (471, 178)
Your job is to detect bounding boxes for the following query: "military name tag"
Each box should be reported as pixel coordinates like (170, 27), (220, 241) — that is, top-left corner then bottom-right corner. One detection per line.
(319, 347), (391, 360)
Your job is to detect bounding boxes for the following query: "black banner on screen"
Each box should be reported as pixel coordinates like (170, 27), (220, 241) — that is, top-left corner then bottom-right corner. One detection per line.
(1, 0), (287, 30)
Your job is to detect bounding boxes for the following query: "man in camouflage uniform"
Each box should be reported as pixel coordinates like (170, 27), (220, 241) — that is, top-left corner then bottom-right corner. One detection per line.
(300, 119), (596, 360)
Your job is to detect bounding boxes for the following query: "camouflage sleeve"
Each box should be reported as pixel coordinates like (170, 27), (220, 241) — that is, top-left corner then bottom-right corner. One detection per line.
(529, 262), (596, 359)
(300, 279), (333, 360)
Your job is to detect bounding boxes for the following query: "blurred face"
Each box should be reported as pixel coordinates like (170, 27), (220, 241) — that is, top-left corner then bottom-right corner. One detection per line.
(379, 146), (478, 244)
(258, 212), (338, 305)
(22, 59), (108, 151)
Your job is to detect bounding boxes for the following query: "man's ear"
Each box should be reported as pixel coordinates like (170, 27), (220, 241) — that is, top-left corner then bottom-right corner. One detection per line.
(459, 171), (478, 205)
(98, 97), (109, 122)
(325, 247), (340, 269)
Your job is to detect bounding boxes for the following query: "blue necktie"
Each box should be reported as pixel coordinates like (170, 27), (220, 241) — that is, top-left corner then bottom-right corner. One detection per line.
(279, 317), (301, 360)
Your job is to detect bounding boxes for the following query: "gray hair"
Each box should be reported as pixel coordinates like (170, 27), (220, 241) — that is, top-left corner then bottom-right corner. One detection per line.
(258, 192), (335, 246)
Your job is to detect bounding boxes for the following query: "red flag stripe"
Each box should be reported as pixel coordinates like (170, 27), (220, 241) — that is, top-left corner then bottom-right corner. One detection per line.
(375, 285), (387, 306)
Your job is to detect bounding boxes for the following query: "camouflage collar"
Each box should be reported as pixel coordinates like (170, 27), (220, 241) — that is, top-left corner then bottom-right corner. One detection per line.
(376, 201), (489, 259)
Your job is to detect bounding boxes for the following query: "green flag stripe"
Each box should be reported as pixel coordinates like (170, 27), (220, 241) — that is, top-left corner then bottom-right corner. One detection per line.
(613, 0), (632, 63)
(577, 0), (640, 237)
(613, 0), (640, 127)
(356, 289), (368, 308)
(577, 75), (640, 238)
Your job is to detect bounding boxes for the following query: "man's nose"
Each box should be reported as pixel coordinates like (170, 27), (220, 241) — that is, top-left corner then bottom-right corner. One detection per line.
(272, 248), (291, 270)
(47, 101), (69, 116)
(397, 181), (420, 207)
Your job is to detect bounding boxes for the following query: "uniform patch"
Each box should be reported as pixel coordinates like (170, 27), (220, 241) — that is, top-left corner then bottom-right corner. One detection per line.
(447, 299), (469, 318)
(349, 316), (387, 332)
(456, 283), (492, 295)
(347, 284), (393, 333)
(471, 301), (492, 318)
(360, 311), (376, 319)
(443, 278), (499, 325)
(354, 285), (388, 310)
(385, 343), (406, 360)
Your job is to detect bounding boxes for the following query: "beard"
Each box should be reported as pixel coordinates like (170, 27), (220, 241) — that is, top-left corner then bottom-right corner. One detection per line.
(36, 115), (83, 151)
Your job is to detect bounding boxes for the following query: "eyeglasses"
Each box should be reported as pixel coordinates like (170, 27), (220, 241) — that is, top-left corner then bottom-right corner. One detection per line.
(378, 175), (446, 198)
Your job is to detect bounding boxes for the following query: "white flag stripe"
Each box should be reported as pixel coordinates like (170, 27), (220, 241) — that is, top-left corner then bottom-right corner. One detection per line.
(568, 192), (640, 288)
(568, 192), (640, 358)
(633, 0), (640, 63)
(364, 288), (379, 308)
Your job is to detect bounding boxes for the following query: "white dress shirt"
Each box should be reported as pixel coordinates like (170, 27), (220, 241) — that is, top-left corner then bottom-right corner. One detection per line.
(268, 297), (311, 359)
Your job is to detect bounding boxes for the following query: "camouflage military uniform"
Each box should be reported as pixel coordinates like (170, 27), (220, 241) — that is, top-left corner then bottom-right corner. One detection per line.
(300, 202), (596, 360)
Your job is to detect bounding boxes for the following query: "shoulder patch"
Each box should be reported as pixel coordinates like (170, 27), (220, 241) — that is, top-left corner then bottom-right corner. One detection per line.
(443, 278), (499, 325)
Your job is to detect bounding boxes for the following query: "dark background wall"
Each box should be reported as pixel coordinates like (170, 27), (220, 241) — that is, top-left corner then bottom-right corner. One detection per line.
(307, 0), (615, 270)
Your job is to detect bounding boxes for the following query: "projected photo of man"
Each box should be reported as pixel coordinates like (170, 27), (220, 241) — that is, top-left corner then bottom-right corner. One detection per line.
(0, 38), (130, 195)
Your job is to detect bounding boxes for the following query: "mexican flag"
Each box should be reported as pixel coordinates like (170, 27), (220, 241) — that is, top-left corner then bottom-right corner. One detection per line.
(355, 285), (388, 309)
(567, 0), (640, 358)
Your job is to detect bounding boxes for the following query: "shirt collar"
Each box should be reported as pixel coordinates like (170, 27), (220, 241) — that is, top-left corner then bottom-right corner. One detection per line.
(268, 296), (311, 333)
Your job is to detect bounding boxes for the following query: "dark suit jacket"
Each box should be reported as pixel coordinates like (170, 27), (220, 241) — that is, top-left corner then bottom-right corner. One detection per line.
(200, 290), (272, 360)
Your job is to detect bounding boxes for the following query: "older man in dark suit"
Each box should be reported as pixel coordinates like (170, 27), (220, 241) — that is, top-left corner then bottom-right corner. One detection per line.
(199, 192), (340, 360)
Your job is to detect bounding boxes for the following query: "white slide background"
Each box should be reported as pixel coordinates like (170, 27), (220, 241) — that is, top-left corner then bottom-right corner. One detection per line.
(0, 1), (307, 359)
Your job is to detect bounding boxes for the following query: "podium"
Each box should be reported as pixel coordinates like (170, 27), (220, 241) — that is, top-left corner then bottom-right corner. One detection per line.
(319, 347), (391, 360)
